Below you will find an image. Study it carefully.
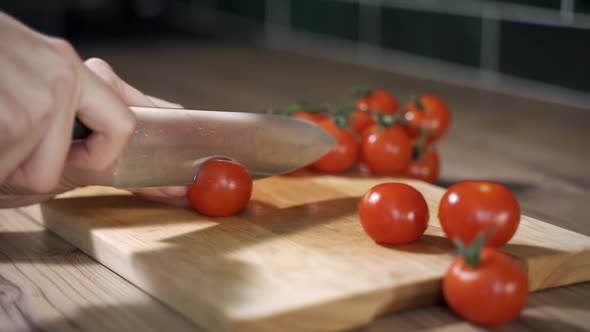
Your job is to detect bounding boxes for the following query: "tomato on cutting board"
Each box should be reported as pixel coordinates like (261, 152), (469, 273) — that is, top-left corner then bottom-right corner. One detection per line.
(311, 119), (359, 174)
(443, 239), (529, 326)
(403, 149), (440, 184)
(187, 159), (252, 217)
(358, 183), (429, 244)
(350, 89), (398, 134)
(403, 94), (450, 143)
(438, 181), (520, 248)
(360, 124), (412, 175)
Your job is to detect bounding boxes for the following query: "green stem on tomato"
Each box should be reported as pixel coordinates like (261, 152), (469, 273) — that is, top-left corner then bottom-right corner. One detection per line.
(412, 95), (425, 111)
(453, 233), (487, 267)
(411, 128), (432, 161)
(352, 85), (373, 99)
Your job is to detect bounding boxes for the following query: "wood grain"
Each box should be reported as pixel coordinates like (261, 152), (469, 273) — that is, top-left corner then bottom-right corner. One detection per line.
(18, 176), (590, 332)
(0, 208), (200, 332)
(1, 41), (589, 332)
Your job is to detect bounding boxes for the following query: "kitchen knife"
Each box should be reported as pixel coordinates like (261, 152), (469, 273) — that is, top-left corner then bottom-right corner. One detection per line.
(67, 106), (335, 189)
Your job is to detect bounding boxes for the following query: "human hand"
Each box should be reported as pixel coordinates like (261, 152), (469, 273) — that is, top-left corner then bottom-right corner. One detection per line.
(0, 12), (136, 207)
(0, 12), (187, 207)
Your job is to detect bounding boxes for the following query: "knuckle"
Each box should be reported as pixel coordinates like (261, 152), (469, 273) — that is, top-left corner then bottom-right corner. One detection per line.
(51, 62), (77, 93)
(1, 112), (31, 143)
(84, 57), (112, 72)
(116, 108), (138, 138)
(89, 110), (136, 171)
(85, 57), (121, 90)
(49, 37), (77, 58)
(29, 87), (55, 121)
(41, 40), (78, 99)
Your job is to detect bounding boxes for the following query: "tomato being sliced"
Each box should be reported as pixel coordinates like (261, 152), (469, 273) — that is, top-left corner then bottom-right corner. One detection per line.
(358, 182), (429, 244)
(186, 159), (253, 217)
(404, 94), (450, 143)
(438, 181), (520, 248)
(443, 246), (528, 326)
(311, 120), (359, 174)
(403, 149), (440, 184)
(360, 124), (412, 175)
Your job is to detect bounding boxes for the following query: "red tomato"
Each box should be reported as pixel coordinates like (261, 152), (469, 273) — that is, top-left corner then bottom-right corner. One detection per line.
(404, 94), (450, 143)
(443, 247), (528, 326)
(351, 90), (398, 134)
(349, 110), (374, 135)
(360, 125), (412, 175)
(311, 120), (359, 174)
(438, 181), (520, 248)
(358, 183), (429, 244)
(186, 159), (253, 217)
(358, 89), (398, 113)
(403, 150), (440, 184)
(293, 111), (328, 123)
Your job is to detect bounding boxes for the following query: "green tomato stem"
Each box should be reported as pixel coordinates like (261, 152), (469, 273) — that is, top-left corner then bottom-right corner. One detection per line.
(453, 233), (487, 267)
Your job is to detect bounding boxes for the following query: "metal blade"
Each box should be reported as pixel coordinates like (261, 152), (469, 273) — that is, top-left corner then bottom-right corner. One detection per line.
(105, 106), (334, 188)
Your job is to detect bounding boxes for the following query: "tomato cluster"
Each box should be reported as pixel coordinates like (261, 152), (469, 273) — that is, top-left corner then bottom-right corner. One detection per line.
(358, 180), (527, 326)
(182, 88), (527, 327)
(285, 89), (450, 184)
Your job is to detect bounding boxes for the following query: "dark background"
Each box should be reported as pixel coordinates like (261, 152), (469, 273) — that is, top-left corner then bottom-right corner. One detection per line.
(1, 0), (590, 94)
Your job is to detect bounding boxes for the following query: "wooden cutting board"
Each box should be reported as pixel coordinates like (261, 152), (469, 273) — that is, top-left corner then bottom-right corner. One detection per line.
(20, 175), (590, 332)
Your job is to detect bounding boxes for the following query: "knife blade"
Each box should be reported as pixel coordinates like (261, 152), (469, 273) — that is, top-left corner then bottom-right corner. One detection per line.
(68, 106), (335, 189)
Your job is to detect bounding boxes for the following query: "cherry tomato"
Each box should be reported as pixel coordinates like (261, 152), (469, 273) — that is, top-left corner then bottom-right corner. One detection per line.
(358, 183), (429, 244)
(403, 150), (440, 184)
(443, 247), (528, 326)
(404, 94), (450, 143)
(348, 110), (374, 135)
(311, 120), (359, 174)
(293, 111), (328, 123)
(351, 90), (398, 134)
(438, 181), (520, 248)
(360, 124), (412, 175)
(186, 159), (253, 217)
(358, 89), (398, 113)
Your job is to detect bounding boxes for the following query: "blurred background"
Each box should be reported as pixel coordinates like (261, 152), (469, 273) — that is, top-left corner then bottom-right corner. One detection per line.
(1, 1), (589, 232)
(1, 0), (590, 107)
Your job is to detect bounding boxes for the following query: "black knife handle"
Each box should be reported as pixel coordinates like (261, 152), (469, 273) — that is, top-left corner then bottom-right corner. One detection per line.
(72, 118), (92, 140)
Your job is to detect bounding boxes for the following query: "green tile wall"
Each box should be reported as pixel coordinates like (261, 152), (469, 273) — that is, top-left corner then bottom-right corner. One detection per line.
(499, 21), (590, 92)
(217, 0), (266, 20)
(494, 0), (561, 8)
(575, 0), (590, 13)
(381, 8), (482, 67)
(290, 0), (359, 41)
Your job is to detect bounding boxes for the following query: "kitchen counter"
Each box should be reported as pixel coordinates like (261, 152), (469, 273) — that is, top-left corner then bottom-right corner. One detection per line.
(1, 41), (589, 332)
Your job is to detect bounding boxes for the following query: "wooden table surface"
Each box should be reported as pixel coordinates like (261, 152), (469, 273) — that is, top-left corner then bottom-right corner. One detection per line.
(1, 40), (589, 332)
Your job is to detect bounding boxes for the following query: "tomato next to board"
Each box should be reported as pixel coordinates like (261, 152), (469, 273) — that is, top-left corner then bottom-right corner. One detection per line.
(443, 244), (529, 326)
